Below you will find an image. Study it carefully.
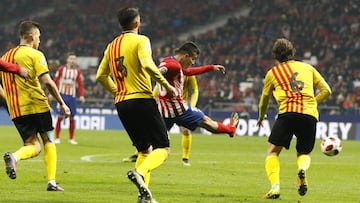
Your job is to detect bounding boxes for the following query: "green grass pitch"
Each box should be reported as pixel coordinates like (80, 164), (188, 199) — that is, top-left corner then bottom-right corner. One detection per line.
(0, 125), (359, 203)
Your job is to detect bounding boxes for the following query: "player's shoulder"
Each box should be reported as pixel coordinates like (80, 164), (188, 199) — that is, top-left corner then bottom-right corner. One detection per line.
(292, 60), (316, 71)
(161, 56), (180, 67)
(20, 46), (44, 57)
(137, 34), (150, 41)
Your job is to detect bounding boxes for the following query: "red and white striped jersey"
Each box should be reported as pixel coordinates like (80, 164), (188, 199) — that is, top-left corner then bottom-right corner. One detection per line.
(53, 65), (84, 97)
(156, 56), (214, 118)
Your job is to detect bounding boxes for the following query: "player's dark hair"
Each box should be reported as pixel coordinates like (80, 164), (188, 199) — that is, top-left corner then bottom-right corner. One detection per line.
(272, 38), (296, 63)
(67, 51), (76, 57)
(19, 20), (40, 38)
(117, 7), (139, 30)
(174, 41), (200, 57)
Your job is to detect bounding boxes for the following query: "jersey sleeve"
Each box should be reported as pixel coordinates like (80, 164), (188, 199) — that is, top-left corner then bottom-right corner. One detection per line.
(96, 45), (117, 95)
(53, 66), (62, 85)
(313, 67), (331, 103)
(0, 59), (21, 74)
(258, 71), (274, 120)
(138, 37), (171, 88)
(183, 65), (214, 76)
(159, 59), (181, 79)
(76, 68), (85, 97)
(34, 52), (49, 77)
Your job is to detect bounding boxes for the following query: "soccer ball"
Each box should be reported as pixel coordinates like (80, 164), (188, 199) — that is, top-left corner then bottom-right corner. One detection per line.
(320, 136), (342, 156)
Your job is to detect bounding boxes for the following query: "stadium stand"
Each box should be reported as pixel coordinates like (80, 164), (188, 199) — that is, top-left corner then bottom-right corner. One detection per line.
(0, 0), (359, 115)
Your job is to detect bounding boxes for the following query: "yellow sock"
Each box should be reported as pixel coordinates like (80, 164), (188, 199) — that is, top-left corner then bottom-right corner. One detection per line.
(135, 153), (151, 186)
(13, 145), (37, 161)
(182, 134), (192, 159)
(44, 143), (57, 181)
(297, 154), (311, 171)
(265, 155), (280, 185)
(136, 148), (168, 177)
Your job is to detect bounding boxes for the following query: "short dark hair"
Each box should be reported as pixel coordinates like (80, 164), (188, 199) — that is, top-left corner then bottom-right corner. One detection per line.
(67, 51), (76, 57)
(117, 7), (139, 30)
(174, 41), (200, 57)
(272, 38), (296, 62)
(19, 20), (40, 38)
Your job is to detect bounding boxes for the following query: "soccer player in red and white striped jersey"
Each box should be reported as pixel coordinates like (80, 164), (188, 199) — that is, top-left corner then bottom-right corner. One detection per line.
(53, 52), (85, 145)
(156, 42), (239, 138)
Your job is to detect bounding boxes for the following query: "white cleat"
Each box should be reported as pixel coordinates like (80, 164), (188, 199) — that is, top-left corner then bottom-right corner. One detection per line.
(69, 139), (78, 145)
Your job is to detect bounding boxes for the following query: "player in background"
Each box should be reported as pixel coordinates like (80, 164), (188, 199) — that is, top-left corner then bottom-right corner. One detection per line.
(52, 52), (85, 145)
(1, 20), (70, 191)
(256, 38), (331, 199)
(155, 42), (240, 140)
(123, 75), (198, 166)
(96, 7), (176, 203)
(179, 75), (198, 166)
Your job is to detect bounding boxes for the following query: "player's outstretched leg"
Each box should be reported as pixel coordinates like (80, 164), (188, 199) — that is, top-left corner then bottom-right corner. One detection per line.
(297, 169), (308, 196)
(3, 152), (16, 179)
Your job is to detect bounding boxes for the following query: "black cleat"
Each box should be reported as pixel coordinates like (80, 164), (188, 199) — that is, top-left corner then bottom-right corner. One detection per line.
(122, 154), (138, 162)
(297, 169), (308, 196)
(3, 152), (16, 179)
(47, 182), (64, 191)
(263, 188), (280, 199)
(127, 169), (152, 201)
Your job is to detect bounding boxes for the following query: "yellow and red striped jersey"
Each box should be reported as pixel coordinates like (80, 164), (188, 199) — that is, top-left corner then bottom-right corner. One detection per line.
(259, 60), (331, 120)
(1, 46), (50, 119)
(96, 33), (167, 103)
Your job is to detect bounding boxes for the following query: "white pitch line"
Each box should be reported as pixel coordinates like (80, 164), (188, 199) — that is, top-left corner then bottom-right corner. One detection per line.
(80, 153), (121, 162)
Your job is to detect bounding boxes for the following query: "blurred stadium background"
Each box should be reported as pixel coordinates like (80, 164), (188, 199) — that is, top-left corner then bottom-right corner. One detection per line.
(1, 0), (359, 138)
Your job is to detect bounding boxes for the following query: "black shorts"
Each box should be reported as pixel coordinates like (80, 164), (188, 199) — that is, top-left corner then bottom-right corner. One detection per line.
(12, 111), (54, 143)
(269, 112), (317, 154)
(115, 98), (169, 152)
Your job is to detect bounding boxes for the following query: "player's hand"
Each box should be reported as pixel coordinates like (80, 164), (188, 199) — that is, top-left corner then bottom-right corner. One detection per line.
(61, 104), (71, 118)
(166, 85), (177, 97)
(213, 65), (225, 74)
(19, 67), (30, 80)
(79, 96), (85, 103)
(256, 115), (267, 128)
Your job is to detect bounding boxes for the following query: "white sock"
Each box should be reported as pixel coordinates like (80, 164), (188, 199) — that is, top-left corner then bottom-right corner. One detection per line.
(48, 180), (56, 185)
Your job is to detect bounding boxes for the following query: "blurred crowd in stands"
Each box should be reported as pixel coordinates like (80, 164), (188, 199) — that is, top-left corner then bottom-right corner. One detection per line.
(1, 0), (359, 115)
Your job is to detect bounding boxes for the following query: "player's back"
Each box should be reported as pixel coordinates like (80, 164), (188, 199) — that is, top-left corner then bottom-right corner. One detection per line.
(270, 60), (319, 118)
(107, 33), (154, 101)
(1, 46), (50, 119)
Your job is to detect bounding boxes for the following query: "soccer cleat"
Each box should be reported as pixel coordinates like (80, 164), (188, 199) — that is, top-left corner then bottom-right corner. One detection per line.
(47, 182), (64, 191)
(69, 139), (78, 145)
(297, 169), (308, 196)
(137, 196), (159, 203)
(127, 169), (153, 201)
(54, 139), (61, 144)
(228, 112), (240, 138)
(122, 154), (138, 162)
(182, 158), (191, 166)
(262, 188), (280, 199)
(3, 152), (16, 179)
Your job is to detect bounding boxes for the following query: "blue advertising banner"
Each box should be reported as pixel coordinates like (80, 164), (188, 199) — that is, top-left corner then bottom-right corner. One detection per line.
(0, 108), (358, 140)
